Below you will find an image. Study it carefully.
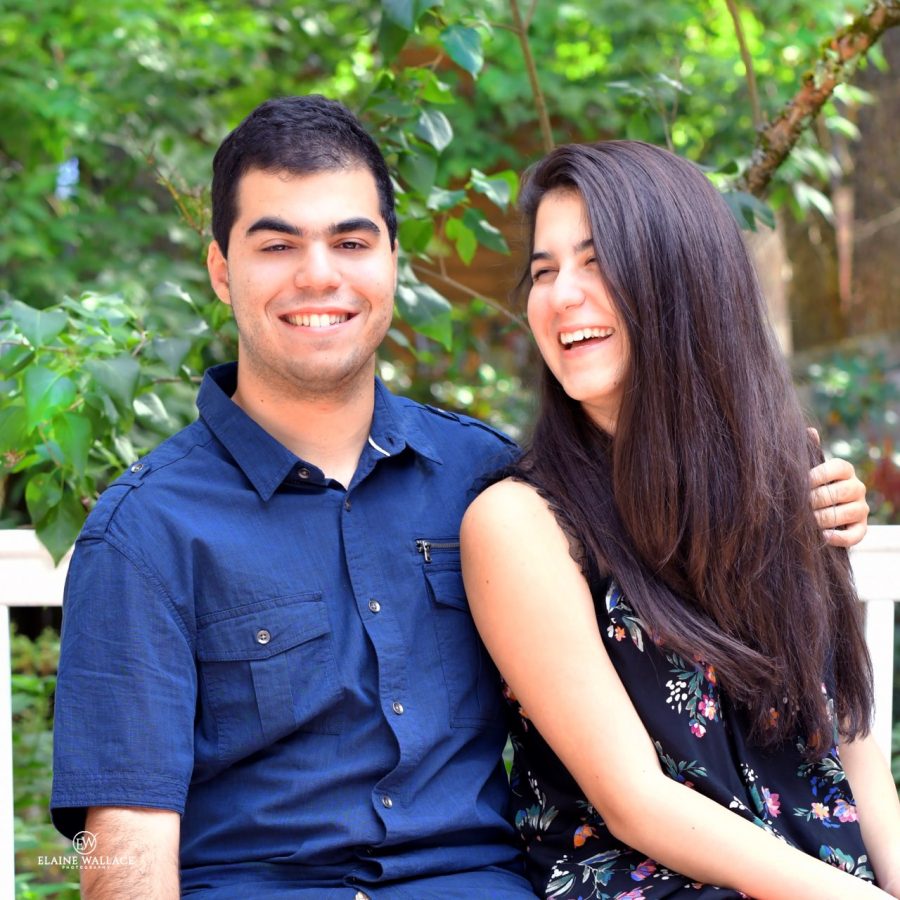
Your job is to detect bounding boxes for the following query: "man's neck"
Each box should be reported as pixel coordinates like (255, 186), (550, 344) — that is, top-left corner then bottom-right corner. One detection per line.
(232, 374), (377, 489)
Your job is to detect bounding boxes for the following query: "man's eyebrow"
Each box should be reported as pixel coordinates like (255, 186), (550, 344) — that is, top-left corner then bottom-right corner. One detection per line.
(530, 238), (594, 264)
(329, 218), (381, 237)
(246, 216), (301, 238)
(244, 216), (382, 239)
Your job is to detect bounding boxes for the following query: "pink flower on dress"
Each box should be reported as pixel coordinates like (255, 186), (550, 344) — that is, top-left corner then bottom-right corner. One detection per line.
(811, 802), (830, 820)
(690, 721), (707, 738)
(698, 695), (718, 719)
(833, 798), (858, 823)
(761, 786), (781, 818)
(618, 890), (646, 900)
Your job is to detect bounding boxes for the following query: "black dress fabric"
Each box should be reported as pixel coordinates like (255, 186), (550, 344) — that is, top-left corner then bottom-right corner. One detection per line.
(505, 573), (875, 899)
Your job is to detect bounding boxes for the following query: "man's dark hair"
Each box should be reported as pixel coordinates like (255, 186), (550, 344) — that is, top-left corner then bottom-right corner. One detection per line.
(211, 95), (397, 256)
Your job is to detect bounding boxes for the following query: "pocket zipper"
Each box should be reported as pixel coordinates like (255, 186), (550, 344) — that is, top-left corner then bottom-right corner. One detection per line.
(415, 539), (460, 563)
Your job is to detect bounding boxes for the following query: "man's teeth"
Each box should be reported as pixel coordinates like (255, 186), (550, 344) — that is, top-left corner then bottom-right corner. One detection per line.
(284, 313), (349, 327)
(559, 327), (614, 347)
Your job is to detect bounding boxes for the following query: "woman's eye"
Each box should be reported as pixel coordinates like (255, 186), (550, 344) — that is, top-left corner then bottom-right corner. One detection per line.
(532, 268), (553, 282)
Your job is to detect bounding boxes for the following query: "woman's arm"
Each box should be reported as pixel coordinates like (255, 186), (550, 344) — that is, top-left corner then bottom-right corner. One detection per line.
(461, 478), (889, 900)
(840, 732), (900, 896)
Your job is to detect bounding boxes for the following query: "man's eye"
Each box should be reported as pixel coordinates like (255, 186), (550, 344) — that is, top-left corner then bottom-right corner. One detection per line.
(337, 240), (366, 250)
(261, 243), (290, 252)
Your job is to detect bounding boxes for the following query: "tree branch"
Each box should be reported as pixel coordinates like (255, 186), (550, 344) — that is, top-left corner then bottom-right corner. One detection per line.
(412, 263), (529, 331)
(738, 0), (900, 197)
(509, 0), (555, 153)
(723, 0), (762, 130)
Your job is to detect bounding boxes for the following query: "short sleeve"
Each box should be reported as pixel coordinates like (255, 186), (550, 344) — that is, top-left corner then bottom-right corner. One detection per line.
(50, 536), (196, 838)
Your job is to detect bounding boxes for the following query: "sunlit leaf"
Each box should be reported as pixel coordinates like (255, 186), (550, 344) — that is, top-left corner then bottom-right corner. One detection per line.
(440, 25), (483, 76)
(6, 300), (68, 348)
(395, 279), (453, 349)
(414, 109), (453, 153)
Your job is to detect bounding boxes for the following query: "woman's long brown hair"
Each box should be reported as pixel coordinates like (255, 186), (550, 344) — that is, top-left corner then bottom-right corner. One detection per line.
(514, 141), (872, 754)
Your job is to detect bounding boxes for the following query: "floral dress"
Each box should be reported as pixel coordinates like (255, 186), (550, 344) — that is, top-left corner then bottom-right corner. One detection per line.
(506, 576), (875, 899)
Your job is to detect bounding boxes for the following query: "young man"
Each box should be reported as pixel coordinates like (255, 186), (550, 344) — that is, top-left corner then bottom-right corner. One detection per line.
(50, 96), (869, 899)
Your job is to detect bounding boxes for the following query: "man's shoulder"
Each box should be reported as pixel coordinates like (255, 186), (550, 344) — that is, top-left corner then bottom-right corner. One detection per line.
(79, 418), (215, 539)
(393, 394), (518, 451)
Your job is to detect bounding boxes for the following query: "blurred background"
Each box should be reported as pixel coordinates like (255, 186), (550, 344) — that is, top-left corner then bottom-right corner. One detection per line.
(2, 1), (898, 895)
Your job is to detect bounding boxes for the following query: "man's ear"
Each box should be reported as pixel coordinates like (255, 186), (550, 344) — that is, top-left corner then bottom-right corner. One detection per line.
(207, 241), (231, 305)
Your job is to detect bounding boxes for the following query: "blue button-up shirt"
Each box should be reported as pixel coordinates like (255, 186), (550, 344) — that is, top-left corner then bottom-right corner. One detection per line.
(51, 363), (528, 895)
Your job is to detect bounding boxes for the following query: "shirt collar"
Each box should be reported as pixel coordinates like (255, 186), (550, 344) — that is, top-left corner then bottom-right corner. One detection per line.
(197, 363), (441, 500)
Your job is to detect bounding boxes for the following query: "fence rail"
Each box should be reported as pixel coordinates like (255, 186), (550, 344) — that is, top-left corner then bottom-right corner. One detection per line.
(2, 526), (899, 892)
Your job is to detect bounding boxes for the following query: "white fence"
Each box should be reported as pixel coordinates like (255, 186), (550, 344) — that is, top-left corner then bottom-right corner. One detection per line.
(1, 526), (899, 892)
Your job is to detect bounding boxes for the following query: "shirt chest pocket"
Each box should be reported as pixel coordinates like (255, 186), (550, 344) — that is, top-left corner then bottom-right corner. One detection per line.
(423, 548), (504, 729)
(196, 593), (343, 764)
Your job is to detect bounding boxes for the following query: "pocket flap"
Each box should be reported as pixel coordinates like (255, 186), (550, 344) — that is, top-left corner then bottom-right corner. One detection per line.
(197, 593), (328, 661)
(424, 568), (468, 612)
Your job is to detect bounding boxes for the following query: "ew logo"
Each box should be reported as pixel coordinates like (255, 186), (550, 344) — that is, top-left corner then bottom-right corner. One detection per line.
(72, 831), (98, 855)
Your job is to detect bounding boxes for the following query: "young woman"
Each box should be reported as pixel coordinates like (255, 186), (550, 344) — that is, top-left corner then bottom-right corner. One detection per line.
(461, 141), (899, 899)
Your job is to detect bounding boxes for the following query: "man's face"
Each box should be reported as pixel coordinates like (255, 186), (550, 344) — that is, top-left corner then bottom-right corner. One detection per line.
(207, 167), (397, 403)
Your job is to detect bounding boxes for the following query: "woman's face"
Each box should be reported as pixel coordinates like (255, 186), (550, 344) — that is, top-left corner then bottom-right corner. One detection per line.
(526, 188), (630, 434)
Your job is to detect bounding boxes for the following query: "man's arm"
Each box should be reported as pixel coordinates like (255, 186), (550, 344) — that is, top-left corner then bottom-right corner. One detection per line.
(810, 457), (869, 547)
(81, 807), (180, 900)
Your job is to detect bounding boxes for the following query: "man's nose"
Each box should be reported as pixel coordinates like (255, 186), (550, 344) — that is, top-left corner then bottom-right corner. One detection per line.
(295, 245), (340, 292)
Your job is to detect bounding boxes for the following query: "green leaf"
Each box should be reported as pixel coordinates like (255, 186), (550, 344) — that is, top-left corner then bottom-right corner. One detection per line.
(414, 109), (453, 153)
(112, 433), (136, 465)
(23, 365), (77, 429)
(35, 490), (86, 565)
(721, 190), (775, 231)
(0, 343), (35, 378)
(446, 217), (477, 265)
(794, 182), (833, 220)
(86, 354), (141, 408)
(399, 217), (435, 254)
(54, 412), (92, 477)
(25, 471), (63, 525)
(440, 25), (483, 76)
(470, 168), (516, 209)
(5, 300), (68, 348)
(462, 208), (509, 255)
(382, 0), (416, 29)
(426, 186), (466, 211)
(395, 279), (453, 349)
(149, 336), (192, 374)
(398, 147), (438, 195)
(134, 391), (177, 434)
(377, 15), (410, 61)
(0, 404), (28, 456)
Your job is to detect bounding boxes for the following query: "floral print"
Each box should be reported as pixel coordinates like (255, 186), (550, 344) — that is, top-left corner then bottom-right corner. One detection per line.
(506, 577), (874, 898)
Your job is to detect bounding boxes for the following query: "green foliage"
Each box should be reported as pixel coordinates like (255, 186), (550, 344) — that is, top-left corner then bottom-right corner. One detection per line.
(1, 0), (895, 562)
(0, 290), (215, 559)
(11, 625), (79, 899)
(800, 347), (900, 523)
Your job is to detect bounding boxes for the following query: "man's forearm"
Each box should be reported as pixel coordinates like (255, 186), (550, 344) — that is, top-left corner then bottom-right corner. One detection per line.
(81, 807), (180, 900)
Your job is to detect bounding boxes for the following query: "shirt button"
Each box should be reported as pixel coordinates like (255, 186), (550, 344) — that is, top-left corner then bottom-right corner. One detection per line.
(255, 629), (271, 645)
(368, 599), (381, 614)
(391, 701), (404, 715)
(344, 498), (352, 511)
(130, 463), (144, 473)
(354, 892), (371, 900)
(297, 467), (310, 479)
(381, 794), (393, 809)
